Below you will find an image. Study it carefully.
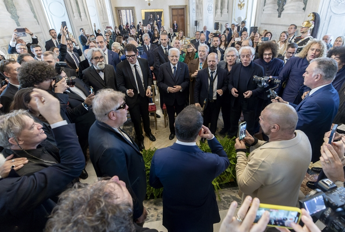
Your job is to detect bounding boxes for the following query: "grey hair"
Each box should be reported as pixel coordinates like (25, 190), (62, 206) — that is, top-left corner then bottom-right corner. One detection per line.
(92, 89), (125, 122)
(16, 43), (27, 49)
(239, 46), (255, 56)
(175, 105), (203, 142)
(86, 48), (104, 63)
(310, 57), (338, 81)
(142, 33), (150, 40)
(0, 110), (32, 149)
(224, 47), (239, 57)
(169, 48), (180, 56)
(242, 39), (253, 47)
(111, 42), (123, 51)
(198, 44), (209, 53)
(127, 37), (135, 42)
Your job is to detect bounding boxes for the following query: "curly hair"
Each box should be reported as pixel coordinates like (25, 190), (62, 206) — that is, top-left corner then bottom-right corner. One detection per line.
(45, 181), (135, 232)
(327, 46), (345, 64)
(18, 60), (56, 88)
(258, 41), (279, 59)
(296, 40), (327, 59)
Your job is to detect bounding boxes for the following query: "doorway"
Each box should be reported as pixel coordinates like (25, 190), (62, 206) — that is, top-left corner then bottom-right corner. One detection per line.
(170, 7), (186, 35)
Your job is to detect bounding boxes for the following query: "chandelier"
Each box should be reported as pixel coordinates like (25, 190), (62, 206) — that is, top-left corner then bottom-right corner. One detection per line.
(145, 0), (152, 6)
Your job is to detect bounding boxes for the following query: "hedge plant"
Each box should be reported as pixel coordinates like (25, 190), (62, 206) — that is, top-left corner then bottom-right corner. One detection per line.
(142, 136), (238, 199)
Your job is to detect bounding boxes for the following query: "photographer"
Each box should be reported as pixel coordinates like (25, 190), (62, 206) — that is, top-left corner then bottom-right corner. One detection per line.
(0, 88), (85, 231)
(235, 103), (311, 206)
(8, 28), (38, 56)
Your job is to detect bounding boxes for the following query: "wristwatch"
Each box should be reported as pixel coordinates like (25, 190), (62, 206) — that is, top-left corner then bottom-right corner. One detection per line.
(82, 102), (89, 110)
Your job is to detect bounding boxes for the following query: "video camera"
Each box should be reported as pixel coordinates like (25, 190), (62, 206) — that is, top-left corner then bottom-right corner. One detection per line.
(253, 75), (281, 99)
(299, 179), (345, 232)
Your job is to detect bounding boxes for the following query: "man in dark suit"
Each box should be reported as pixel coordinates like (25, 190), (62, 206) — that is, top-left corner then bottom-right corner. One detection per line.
(45, 29), (60, 51)
(274, 58), (340, 162)
(79, 48), (91, 80)
(116, 44), (156, 151)
(157, 48), (189, 140)
(153, 33), (172, 79)
(0, 88), (85, 232)
(78, 28), (89, 51)
(137, 22), (142, 31)
(190, 31), (201, 49)
(201, 26), (210, 42)
(65, 38), (82, 71)
(228, 47), (264, 137)
(194, 53), (227, 135)
(143, 33), (157, 71)
(150, 105), (229, 232)
(8, 28), (38, 57)
(239, 21), (248, 36)
(148, 14), (154, 31)
(96, 35), (120, 71)
(83, 48), (117, 93)
(209, 35), (224, 61)
(173, 21), (178, 32)
(89, 89), (148, 225)
(0, 60), (21, 113)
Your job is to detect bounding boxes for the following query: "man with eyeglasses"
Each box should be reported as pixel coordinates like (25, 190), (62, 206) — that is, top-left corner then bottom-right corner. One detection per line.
(277, 43), (298, 64)
(15, 43), (28, 54)
(89, 89), (148, 226)
(8, 28), (38, 57)
(228, 46), (265, 137)
(82, 48), (117, 93)
(116, 44), (156, 151)
(190, 31), (201, 49)
(0, 59), (21, 113)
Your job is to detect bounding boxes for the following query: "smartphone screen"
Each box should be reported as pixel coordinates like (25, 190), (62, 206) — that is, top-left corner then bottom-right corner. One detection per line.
(16, 28), (27, 37)
(62, 21), (67, 29)
(254, 206), (301, 228)
(328, 124), (338, 144)
(235, 37), (241, 42)
(90, 87), (94, 94)
(303, 194), (326, 215)
(238, 122), (246, 140)
(262, 37), (269, 41)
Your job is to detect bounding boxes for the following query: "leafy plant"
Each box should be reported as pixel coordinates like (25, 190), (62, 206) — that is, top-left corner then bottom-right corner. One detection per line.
(143, 136), (239, 199)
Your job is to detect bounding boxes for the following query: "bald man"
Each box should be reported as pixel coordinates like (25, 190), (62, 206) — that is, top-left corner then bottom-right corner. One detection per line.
(234, 103), (311, 206)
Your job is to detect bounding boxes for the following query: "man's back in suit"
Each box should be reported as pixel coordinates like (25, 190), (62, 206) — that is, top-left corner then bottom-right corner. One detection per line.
(0, 83), (18, 113)
(78, 59), (90, 80)
(105, 49), (120, 71)
(65, 48), (82, 70)
(82, 64), (117, 93)
(153, 45), (171, 78)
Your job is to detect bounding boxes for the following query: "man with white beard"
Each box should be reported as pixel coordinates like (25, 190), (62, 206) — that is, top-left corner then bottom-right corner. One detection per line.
(82, 48), (117, 93)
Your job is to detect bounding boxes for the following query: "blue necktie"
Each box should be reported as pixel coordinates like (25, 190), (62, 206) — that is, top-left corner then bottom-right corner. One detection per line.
(208, 71), (215, 101)
(173, 66), (177, 79)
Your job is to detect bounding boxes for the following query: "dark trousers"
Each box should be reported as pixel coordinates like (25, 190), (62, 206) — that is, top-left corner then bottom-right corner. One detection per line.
(128, 95), (151, 141)
(228, 100), (258, 137)
(203, 100), (221, 134)
(221, 92), (231, 131)
(166, 99), (185, 134)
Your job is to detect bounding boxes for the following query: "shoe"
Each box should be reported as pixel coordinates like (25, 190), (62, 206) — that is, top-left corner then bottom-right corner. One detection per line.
(79, 169), (88, 180)
(200, 138), (206, 143)
(169, 133), (175, 140)
(219, 128), (228, 136)
(156, 113), (161, 118)
(147, 133), (156, 141)
(138, 140), (145, 151)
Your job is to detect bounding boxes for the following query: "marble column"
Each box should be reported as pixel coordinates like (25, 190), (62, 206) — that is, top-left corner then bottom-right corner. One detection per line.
(216, 0), (221, 18)
(70, 0), (80, 20)
(13, 0), (39, 28)
(77, 0), (87, 21)
(0, 0), (17, 31)
(284, 0), (305, 14)
(263, 0), (278, 13)
(223, 0), (228, 15)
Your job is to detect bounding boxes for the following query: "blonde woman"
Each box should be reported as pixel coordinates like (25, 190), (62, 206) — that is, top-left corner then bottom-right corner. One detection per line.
(277, 31), (289, 55)
(111, 42), (123, 56)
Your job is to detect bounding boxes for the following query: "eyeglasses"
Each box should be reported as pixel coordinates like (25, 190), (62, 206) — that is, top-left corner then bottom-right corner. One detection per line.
(125, 54), (136, 59)
(104, 102), (127, 115)
(92, 56), (104, 61)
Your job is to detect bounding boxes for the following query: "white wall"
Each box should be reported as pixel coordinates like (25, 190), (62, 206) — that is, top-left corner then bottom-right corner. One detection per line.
(110, 0), (189, 34)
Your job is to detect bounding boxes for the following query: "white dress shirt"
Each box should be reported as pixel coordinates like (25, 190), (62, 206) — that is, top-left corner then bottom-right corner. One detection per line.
(130, 60), (144, 94)
(309, 84), (331, 96)
(103, 49), (108, 64)
(93, 65), (104, 80)
(208, 68), (218, 100)
(113, 127), (132, 144)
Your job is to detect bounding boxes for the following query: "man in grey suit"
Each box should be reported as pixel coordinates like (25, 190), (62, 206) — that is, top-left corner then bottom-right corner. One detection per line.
(82, 48), (117, 93)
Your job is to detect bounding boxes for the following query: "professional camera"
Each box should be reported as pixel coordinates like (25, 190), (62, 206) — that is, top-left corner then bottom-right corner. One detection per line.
(253, 75), (281, 88)
(55, 61), (67, 75)
(299, 179), (345, 232)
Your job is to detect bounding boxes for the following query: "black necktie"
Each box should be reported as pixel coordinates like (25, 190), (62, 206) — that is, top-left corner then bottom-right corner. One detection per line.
(164, 47), (168, 56)
(134, 64), (145, 97)
(173, 66), (177, 79)
(209, 71), (215, 101)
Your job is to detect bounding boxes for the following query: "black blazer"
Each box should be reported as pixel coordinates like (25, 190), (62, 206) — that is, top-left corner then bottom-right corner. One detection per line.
(157, 61), (189, 106)
(194, 68), (228, 106)
(78, 59), (90, 80)
(0, 124), (84, 232)
(153, 45), (172, 77)
(228, 62), (264, 108)
(65, 49), (82, 70)
(239, 26), (248, 36)
(0, 83), (18, 113)
(116, 58), (153, 108)
(143, 43), (157, 67)
(45, 39), (59, 51)
(82, 64), (117, 93)
(88, 120), (146, 220)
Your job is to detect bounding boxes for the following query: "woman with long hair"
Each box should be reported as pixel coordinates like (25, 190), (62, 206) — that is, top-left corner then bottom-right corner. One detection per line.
(152, 29), (160, 45)
(263, 31), (273, 40)
(111, 42), (124, 57)
(183, 43), (198, 64)
(177, 30), (185, 45)
(278, 31), (289, 55)
(220, 34), (228, 50)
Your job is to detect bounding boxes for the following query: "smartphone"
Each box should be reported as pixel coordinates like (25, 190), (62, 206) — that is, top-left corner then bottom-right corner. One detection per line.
(16, 28), (27, 37)
(328, 124), (338, 144)
(254, 203), (301, 229)
(299, 192), (326, 216)
(61, 21), (67, 29)
(90, 86), (94, 94)
(235, 37), (241, 42)
(262, 37), (269, 41)
(238, 121), (247, 140)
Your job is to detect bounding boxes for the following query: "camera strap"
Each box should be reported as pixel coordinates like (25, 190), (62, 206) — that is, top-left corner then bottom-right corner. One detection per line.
(208, 70), (218, 102)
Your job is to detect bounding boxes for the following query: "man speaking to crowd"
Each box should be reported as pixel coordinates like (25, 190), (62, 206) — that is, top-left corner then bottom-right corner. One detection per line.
(235, 103), (311, 206)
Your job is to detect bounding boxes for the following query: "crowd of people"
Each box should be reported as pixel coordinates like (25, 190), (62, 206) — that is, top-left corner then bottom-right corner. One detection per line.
(0, 16), (345, 232)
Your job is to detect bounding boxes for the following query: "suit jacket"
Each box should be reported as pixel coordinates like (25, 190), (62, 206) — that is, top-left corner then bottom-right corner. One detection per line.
(157, 61), (189, 106)
(65, 49), (82, 70)
(194, 68), (228, 106)
(239, 26), (248, 36)
(89, 120), (146, 220)
(201, 30), (210, 41)
(290, 84), (339, 162)
(45, 39), (59, 51)
(116, 58), (153, 108)
(82, 64), (117, 93)
(173, 23), (178, 32)
(79, 34), (88, 51)
(78, 59), (90, 80)
(153, 45), (172, 77)
(106, 49), (120, 71)
(236, 130), (311, 206)
(8, 37), (38, 56)
(150, 138), (229, 231)
(0, 83), (18, 113)
(0, 124), (84, 232)
(143, 43), (157, 67)
(228, 62), (264, 108)
(188, 58), (208, 104)
(190, 39), (200, 49)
